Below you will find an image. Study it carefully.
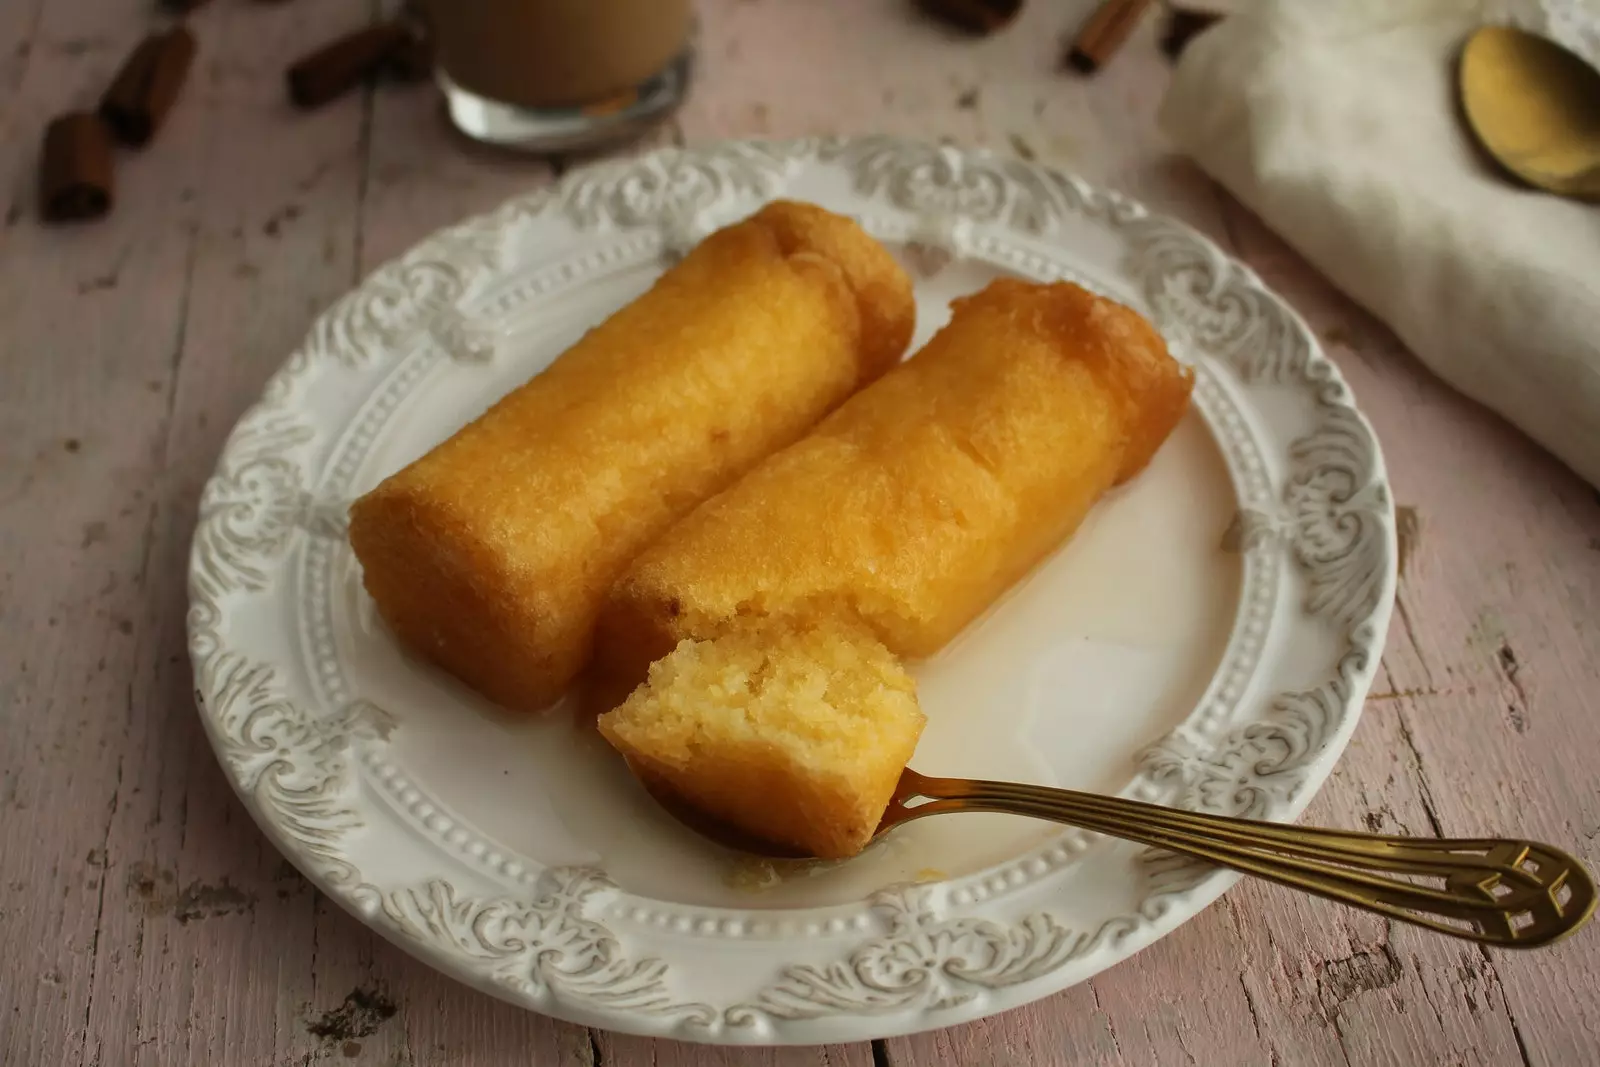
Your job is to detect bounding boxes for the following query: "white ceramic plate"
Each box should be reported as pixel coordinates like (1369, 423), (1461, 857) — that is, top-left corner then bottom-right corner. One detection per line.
(188, 137), (1396, 1045)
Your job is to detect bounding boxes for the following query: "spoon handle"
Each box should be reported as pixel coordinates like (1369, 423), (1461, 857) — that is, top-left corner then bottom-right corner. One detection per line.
(892, 771), (1595, 947)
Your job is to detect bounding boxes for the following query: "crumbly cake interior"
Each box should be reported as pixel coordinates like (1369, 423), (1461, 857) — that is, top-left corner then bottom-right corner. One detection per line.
(598, 618), (925, 859)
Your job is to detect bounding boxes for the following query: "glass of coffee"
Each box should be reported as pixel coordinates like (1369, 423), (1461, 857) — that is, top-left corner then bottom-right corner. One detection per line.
(420, 0), (694, 152)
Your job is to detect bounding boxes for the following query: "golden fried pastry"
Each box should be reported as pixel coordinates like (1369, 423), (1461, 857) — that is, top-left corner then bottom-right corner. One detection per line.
(599, 618), (925, 859)
(348, 201), (915, 712)
(595, 278), (1194, 688)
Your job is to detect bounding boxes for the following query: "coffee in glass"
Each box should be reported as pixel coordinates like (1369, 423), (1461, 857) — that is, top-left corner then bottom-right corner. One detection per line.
(421, 0), (694, 152)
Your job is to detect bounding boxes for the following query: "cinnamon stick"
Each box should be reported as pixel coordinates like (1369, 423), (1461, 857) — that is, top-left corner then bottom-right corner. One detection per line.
(39, 113), (114, 223)
(915, 0), (1024, 36)
(382, 27), (433, 83)
(99, 27), (197, 147)
(286, 23), (410, 108)
(1066, 0), (1153, 73)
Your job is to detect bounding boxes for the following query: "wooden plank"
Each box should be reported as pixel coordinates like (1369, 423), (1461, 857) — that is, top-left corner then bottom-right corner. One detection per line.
(0, 1), (444, 1065)
(0, 0), (220, 1061)
(0, 0), (48, 142)
(597, 1033), (878, 1067)
(87, 0), (384, 1057)
(681, 0), (1226, 233)
(358, 67), (557, 272)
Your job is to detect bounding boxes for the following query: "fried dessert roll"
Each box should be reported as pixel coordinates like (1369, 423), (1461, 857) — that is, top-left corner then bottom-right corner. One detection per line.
(349, 200), (915, 712)
(595, 278), (1194, 688)
(599, 617), (925, 860)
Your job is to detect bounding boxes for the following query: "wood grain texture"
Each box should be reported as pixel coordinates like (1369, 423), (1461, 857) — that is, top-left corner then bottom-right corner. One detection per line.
(3, 0), (1598, 1065)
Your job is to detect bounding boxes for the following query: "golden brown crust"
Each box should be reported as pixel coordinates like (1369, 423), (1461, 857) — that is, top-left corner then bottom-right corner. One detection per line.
(972, 278), (1190, 483)
(592, 279), (1194, 695)
(754, 200), (916, 381)
(348, 201), (915, 712)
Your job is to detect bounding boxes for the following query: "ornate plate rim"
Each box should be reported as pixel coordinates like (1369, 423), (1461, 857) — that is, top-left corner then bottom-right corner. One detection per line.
(187, 135), (1396, 1045)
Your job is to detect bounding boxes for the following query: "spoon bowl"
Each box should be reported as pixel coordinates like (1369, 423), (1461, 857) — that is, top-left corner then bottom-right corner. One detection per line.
(1459, 25), (1600, 200)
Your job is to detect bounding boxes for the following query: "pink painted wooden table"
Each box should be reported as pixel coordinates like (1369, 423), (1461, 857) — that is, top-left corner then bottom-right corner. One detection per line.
(4, 2), (1599, 1064)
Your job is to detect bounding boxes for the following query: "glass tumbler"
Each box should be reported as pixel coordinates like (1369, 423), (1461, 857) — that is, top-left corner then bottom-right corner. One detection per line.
(421, 0), (695, 153)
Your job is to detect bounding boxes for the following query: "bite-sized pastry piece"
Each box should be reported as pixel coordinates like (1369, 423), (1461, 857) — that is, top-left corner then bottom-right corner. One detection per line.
(595, 278), (1194, 688)
(349, 200), (915, 713)
(598, 618), (925, 860)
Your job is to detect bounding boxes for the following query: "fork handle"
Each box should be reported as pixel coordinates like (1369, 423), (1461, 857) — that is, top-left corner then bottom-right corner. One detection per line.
(897, 772), (1595, 947)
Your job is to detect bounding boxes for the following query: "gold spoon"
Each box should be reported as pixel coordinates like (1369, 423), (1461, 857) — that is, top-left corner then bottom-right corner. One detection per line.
(1459, 25), (1600, 200)
(637, 765), (1596, 948)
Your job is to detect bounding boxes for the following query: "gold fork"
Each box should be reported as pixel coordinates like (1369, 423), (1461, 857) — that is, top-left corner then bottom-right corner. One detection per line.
(879, 771), (1596, 948)
(644, 766), (1596, 948)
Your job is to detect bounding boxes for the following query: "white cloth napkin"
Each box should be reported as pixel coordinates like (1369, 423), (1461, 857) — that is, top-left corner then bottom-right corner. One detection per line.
(1159, 0), (1600, 488)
